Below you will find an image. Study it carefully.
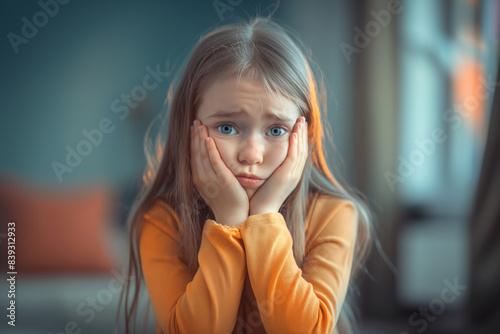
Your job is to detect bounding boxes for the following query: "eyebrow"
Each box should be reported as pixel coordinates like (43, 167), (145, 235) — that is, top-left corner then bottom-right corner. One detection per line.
(207, 110), (294, 123)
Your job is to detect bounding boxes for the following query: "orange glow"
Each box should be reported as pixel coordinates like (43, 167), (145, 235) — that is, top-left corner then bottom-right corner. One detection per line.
(304, 62), (346, 192)
(452, 56), (488, 143)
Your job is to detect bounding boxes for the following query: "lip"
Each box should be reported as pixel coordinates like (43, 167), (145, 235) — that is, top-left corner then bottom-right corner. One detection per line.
(236, 176), (264, 187)
(236, 173), (261, 179)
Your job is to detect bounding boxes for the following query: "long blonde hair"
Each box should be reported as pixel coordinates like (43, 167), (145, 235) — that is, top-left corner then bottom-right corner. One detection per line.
(116, 15), (374, 334)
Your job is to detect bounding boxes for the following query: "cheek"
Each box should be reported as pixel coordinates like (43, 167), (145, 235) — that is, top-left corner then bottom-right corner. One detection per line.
(212, 138), (234, 167)
(266, 141), (289, 167)
(211, 136), (289, 172)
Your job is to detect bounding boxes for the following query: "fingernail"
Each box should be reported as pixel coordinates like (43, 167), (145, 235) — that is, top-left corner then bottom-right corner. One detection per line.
(193, 120), (197, 126)
(198, 126), (202, 134)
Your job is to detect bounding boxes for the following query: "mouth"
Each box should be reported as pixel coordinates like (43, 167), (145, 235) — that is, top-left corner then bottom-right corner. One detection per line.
(236, 176), (264, 187)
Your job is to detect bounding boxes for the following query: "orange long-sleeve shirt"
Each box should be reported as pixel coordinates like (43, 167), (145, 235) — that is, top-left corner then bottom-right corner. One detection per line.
(138, 193), (358, 334)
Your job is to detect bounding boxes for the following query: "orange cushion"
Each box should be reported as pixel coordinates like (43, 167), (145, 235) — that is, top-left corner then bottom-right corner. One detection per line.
(0, 177), (117, 275)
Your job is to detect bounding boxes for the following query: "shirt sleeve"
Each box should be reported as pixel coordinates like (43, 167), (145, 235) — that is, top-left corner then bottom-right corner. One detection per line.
(238, 200), (358, 334)
(138, 204), (247, 334)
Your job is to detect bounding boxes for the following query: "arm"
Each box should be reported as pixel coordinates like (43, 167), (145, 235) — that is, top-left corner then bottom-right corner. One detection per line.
(239, 200), (358, 334)
(139, 201), (247, 333)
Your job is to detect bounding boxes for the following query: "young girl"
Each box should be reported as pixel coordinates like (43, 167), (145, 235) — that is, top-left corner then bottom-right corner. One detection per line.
(117, 15), (374, 334)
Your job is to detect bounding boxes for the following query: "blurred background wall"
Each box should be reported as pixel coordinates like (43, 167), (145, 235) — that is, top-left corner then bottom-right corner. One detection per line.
(0, 0), (498, 333)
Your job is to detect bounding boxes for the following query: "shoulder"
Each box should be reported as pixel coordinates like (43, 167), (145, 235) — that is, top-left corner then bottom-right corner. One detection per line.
(306, 193), (358, 242)
(139, 198), (180, 237)
(308, 193), (356, 222)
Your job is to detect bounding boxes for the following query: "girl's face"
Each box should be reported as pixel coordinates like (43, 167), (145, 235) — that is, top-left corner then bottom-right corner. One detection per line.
(195, 74), (301, 199)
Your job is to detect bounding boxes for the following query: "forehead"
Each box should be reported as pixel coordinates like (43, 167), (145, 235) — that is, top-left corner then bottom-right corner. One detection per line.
(197, 74), (300, 122)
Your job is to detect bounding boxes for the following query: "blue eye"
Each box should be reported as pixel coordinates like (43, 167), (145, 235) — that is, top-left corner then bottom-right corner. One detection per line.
(216, 124), (287, 137)
(268, 127), (286, 136)
(217, 124), (237, 135)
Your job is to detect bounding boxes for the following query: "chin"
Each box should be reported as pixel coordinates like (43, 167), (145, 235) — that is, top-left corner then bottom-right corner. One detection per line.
(246, 189), (255, 199)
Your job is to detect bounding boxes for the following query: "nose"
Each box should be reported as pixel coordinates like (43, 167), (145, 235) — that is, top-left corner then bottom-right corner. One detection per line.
(238, 138), (263, 165)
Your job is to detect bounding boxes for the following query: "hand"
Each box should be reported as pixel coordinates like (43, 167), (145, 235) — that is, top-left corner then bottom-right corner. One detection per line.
(190, 119), (249, 227)
(249, 116), (309, 215)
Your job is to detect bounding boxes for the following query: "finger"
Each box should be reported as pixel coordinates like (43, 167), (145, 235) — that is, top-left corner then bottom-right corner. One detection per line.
(305, 121), (309, 154)
(298, 121), (303, 160)
(205, 136), (230, 186)
(190, 124), (199, 177)
(193, 122), (207, 180)
(302, 120), (308, 161)
(299, 119), (306, 161)
(285, 122), (299, 174)
(291, 119), (303, 174)
(293, 126), (300, 169)
(293, 121), (300, 160)
(199, 124), (218, 179)
(299, 120), (308, 169)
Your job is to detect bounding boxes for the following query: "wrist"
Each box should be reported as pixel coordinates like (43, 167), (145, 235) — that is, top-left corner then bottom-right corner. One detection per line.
(250, 206), (278, 216)
(216, 212), (248, 227)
